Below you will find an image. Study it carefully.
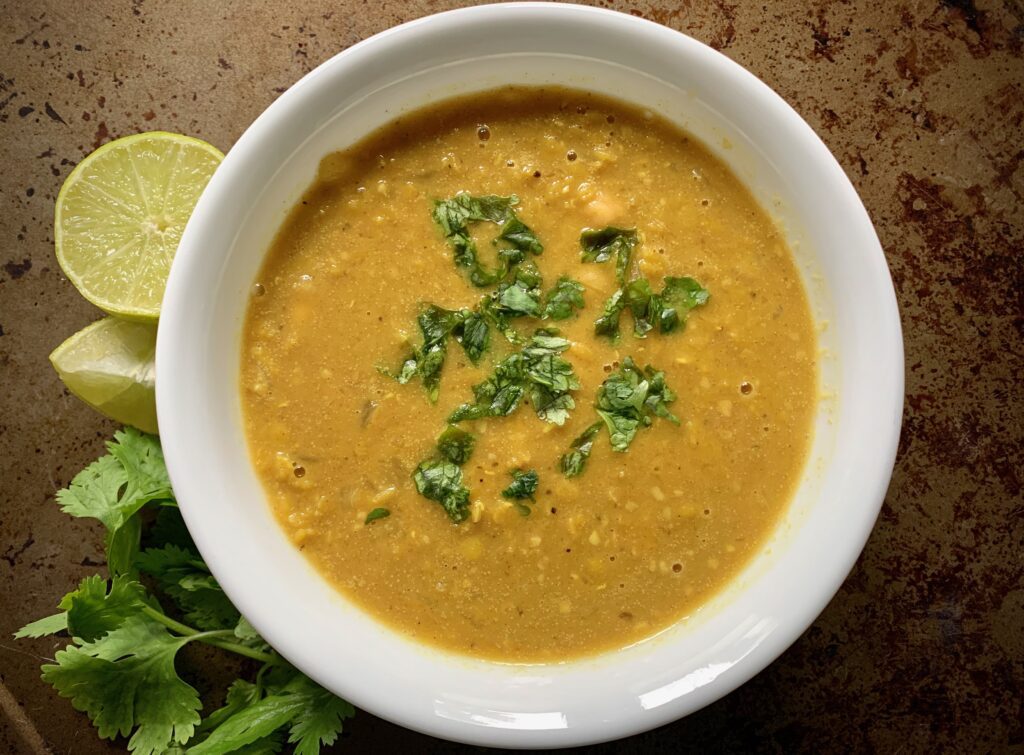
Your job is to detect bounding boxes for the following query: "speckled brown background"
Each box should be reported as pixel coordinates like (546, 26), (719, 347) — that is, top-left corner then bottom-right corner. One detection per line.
(1, 0), (1021, 752)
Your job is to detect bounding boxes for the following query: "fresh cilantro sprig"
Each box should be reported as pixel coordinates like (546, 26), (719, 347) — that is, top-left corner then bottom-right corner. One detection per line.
(15, 428), (354, 754)
(559, 358), (680, 477)
(448, 330), (581, 426)
(432, 193), (543, 286)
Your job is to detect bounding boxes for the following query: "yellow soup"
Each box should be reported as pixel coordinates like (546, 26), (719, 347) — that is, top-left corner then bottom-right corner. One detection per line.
(241, 87), (817, 662)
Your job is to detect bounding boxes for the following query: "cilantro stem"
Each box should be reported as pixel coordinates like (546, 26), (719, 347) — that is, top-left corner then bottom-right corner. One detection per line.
(140, 605), (282, 666)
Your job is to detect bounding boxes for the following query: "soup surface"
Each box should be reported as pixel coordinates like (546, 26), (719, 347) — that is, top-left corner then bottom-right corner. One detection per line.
(241, 87), (817, 662)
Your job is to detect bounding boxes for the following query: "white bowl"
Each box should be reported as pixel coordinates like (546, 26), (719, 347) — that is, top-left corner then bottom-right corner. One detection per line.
(158, 3), (903, 747)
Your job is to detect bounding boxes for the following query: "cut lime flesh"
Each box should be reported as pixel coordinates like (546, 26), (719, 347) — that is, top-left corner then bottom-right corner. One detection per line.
(50, 318), (159, 434)
(54, 132), (223, 321)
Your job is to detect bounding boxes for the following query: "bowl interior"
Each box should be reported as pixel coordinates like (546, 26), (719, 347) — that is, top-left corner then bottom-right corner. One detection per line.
(158, 4), (902, 747)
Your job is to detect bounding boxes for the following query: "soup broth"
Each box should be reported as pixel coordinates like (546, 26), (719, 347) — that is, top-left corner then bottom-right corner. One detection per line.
(241, 87), (817, 661)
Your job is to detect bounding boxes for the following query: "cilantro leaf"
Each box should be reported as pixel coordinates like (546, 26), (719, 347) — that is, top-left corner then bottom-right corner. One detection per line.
(495, 278), (542, 317)
(194, 679), (261, 738)
(595, 357), (679, 452)
(580, 224), (708, 339)
(542, 277), (585, 320)
(594, 289), (626, 339)
(232, 616), (267, 649)
(622, 276), (710, 338)
(386, 305), (490, 401)
(107, 428), (172, 497)
(560, 422), (603, 478)
(456, 311), (490, 362)
(137, 545), (240, 631)
(56, 428), (172, 536)
(502, 469), (539, 501)
(642, 363), (681, 423)
(437, 425), (475, 465)
(580, 227), (637, 284)
(659, 276), (711, 333)
(187, 690), (306, 755)
(448, 353), (527, 422)
(24, 428), (358, 753)
(14, 611), (68, 639)
(364, 508), (390, 524)
(286, 676), (355, 755)
(41, 614), (201, 755)
(432, 193), (542, 286)
(623, 277), (659, 337)
(413, 459), (471, 523)
(449, 331), (579, 426)
(191, 673), (352, 755)
(65, 574), (148, 642)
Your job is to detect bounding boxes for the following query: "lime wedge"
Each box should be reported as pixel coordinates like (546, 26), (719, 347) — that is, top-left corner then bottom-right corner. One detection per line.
(55, 132), (223, 320)
(50, 318), (159, 434)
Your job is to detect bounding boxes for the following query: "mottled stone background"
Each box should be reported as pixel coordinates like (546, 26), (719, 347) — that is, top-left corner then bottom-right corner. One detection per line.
(1, 0), (1021, 752)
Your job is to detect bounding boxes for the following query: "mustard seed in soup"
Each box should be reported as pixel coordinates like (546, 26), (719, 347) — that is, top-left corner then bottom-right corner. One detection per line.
(241, 87), (817, 661)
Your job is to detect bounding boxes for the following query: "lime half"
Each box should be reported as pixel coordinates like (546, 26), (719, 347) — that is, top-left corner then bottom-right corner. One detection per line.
(55, 132), (223, 320)
(50, 318), (159, 434)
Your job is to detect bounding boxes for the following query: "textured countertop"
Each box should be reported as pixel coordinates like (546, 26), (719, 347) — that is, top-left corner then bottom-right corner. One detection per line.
(1, 1), (1021, 752)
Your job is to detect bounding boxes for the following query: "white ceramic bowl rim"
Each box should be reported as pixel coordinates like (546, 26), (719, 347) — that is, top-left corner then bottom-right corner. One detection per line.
(158, 3), (903, 748)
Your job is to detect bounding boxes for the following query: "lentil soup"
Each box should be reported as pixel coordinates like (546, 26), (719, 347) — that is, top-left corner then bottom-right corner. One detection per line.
(241, 87), (817, 662)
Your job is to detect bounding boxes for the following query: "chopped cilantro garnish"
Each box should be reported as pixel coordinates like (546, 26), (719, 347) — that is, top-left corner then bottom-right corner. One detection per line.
(581, 227), (709, 339)
(559, 359), (680, 476)
(623, 276), (710, 337)
(489, 261), (543, 318)
(542, 276), (586, 320)
(448, 330), (580, 426)
(432, 193), (543, 286)
(502, 469), (539, 501)
(580, 226), (637, 285)
(364, 508), (391, 524)
(413, 459), (471, 523)
(598, 276), (709, 339)
(559, 421), (602, 478)
(437, 425), (475, 465)
(596, 357), (679, 451)
(594, 289), (626, 338)
(386, 304), (490, 401)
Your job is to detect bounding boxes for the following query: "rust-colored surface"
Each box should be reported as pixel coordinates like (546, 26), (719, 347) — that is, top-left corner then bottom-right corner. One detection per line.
(1, 1), (1021, 752)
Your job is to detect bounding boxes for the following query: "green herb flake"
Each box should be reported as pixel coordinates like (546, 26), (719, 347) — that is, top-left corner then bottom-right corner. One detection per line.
(491, 262), (543, 318)
(659, 276), (711, 333)
(364, 508), (391, 525)
(502, 469), (539, 501)
(413, 459), (471, 523)
(449, 330), (580, 426)
(596, 357), (679, 452)
(594, 289), (626, 339)
(580, 226), (637, 285)
(384, 304), (491, 401)
(432, 193), (542, 287)
(559, 421), (603, 478)
(437, 425), (475, 465)
(542, 276), (586, 320)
